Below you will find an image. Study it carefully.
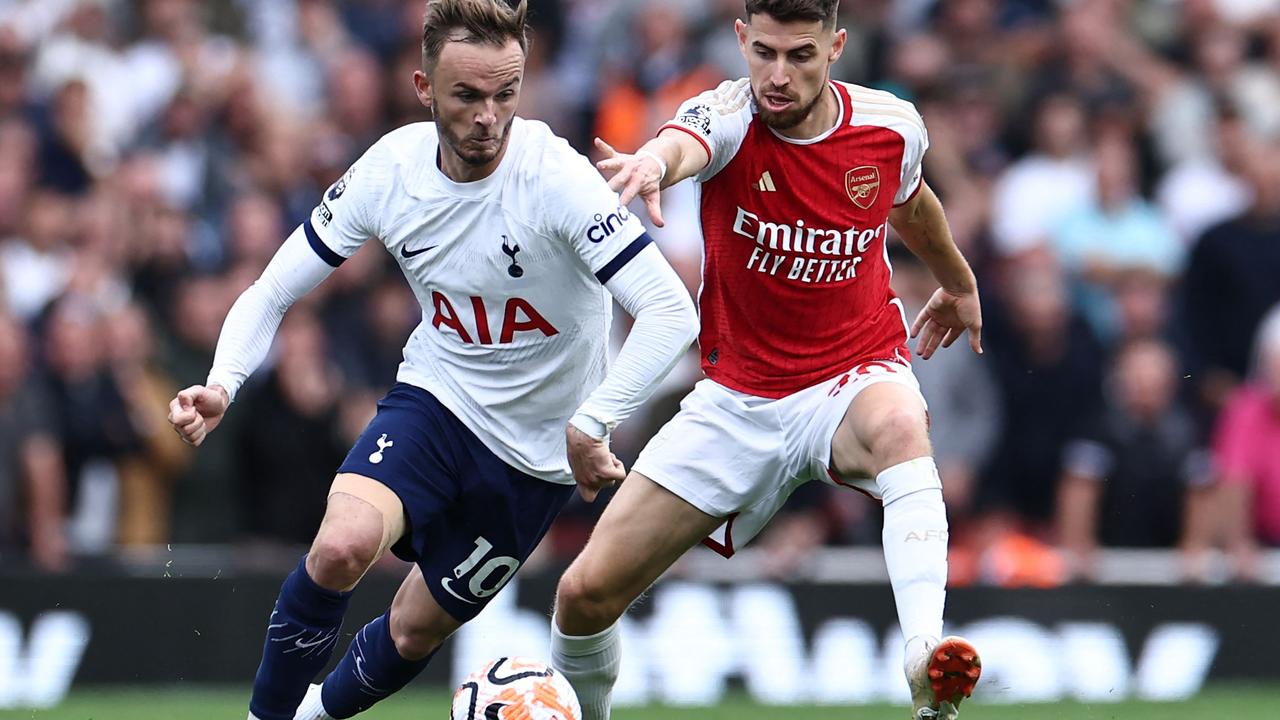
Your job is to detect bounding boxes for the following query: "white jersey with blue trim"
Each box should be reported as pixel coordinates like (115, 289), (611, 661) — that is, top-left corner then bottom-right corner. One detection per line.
(305, 119), (649, 484)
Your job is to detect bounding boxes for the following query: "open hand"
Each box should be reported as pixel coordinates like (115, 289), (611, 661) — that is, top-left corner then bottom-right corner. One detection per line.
(911, 287), (983, 360)
(594, 138), (666, 227)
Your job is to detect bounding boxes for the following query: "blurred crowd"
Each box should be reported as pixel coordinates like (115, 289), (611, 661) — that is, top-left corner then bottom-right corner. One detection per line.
(1, 0), (1279, 587)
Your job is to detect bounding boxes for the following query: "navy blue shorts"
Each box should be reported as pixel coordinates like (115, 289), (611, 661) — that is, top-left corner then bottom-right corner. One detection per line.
(338, 383), (575, 622)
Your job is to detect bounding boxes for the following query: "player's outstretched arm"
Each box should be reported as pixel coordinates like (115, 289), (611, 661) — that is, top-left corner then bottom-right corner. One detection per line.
(888, 183), (983, 360)
(167, 228), (339, 446)
(566, 244), (699, 501)
(593, 129), (709, 228)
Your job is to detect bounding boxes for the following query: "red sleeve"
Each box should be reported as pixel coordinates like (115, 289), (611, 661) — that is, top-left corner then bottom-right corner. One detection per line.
(658, 124), (712, 169)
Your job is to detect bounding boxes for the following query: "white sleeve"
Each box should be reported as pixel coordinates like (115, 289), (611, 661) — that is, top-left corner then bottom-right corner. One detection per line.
(659, 78), (753, 182)
(205, 227), (336, 402)
(544, 143), (650, 283)
(893, 104), (929, 206)
(303, 142), (393, 265)
(570, 242), (698, 437)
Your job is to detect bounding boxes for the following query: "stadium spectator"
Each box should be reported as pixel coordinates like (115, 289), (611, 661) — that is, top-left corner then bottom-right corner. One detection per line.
(0, 311), (66, 570)
(1, 188), (73, 321)
(164, 274), (245, 543)
(979, 254), (1104, 529)
(989, 92), (1094, 257)
(40, 296), (141, 555)
(1182, 141), (1280, 412)
(1051, 135), (1181, 344)
(1056, 339), (1213, 581)
(104, 302), (186, 547)
(1156, 103), (1253, 247)
(1215, 305), (1280, 581)
(235, 310), (346, 547)
(0, 0), (1274, 587)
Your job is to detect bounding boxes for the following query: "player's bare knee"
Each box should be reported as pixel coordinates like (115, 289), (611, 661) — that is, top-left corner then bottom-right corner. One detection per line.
(555, 565), (625, 630)
(868, 407), (930, 474)
(307, 532), (380, 589)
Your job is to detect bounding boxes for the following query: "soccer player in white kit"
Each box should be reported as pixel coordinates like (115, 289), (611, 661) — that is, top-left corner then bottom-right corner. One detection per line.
(551, 2), (982, 720)
(165, 2), (697, 719)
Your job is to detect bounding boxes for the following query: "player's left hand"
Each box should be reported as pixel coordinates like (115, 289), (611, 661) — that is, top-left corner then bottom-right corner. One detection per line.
(911, 287), (983, 360)
(566, 424), (626, 502)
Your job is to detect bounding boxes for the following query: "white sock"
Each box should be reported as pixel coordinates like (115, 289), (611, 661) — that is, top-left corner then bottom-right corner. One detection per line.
(551, 620), (620, 720)
(293, 683), (332, 720)
(879, 458), (947, 651)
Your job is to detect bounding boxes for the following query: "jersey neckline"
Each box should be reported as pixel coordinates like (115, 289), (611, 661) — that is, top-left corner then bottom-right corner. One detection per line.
(428, 119), (523, 197)
(765, 81), (847, 146)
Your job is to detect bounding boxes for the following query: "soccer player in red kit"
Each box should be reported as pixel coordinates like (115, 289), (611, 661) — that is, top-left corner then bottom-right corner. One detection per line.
(550, 2), (983, 719)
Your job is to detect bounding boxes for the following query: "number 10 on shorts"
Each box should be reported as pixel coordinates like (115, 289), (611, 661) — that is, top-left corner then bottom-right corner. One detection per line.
(445, 536), (522, 603)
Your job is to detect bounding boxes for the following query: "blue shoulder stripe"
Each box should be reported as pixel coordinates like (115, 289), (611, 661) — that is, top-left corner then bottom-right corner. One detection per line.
(303, 219), (346, 267)
(595, 233), (654, 284)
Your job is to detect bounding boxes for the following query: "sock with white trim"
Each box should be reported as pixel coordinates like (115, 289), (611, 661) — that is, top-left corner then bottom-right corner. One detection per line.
(248, 555), (351, 720)
(551, 620), (620, 720)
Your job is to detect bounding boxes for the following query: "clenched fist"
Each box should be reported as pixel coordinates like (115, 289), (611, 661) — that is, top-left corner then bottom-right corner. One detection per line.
(167, 384), (230, 447)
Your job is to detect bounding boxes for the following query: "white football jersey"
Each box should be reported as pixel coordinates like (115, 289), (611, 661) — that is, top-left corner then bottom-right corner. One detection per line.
(305, 119), (648, 484)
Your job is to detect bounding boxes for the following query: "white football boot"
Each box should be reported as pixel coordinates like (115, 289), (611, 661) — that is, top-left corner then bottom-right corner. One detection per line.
(293, 683), (333, 720)
(907, 636), (982, 720)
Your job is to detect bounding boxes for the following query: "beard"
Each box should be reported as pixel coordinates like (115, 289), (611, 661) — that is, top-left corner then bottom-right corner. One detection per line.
(753, 85), (825, 131)
(433, 100), (514, 167)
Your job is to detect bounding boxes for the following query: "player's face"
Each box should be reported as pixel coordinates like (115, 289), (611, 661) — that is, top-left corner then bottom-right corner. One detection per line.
(736, 14), (845, 130)
(415, 37), (524, 169)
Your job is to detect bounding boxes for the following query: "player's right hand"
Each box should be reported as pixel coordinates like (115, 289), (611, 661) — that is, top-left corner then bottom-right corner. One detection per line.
(594, 138), (666, 227)
(566, 424), (626, 502)
(167, 384), (230, 447)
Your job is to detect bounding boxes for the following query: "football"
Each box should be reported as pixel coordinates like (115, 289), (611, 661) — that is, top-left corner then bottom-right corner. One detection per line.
(449, 657), (581, 720)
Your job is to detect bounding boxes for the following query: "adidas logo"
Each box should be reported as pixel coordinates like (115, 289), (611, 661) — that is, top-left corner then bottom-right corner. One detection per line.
(752, 171), (777, 192)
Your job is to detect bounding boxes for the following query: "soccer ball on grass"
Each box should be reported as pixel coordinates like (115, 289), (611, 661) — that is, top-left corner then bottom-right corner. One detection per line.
(450, 656), (581, 720)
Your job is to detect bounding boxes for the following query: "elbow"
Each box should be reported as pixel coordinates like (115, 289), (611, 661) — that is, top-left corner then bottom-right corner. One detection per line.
(252, 276), (297, 315)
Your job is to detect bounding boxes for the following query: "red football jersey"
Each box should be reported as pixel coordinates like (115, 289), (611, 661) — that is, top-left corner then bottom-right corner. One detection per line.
(661, 78), (928, 398)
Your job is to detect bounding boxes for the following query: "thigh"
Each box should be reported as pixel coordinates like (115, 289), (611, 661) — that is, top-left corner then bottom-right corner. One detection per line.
(632, 380), (785, 519)
(569, 471), (724, 605)
(827, 367), (930, 479)
(337, 384), (467, 564)
(417, 465), (575, 623)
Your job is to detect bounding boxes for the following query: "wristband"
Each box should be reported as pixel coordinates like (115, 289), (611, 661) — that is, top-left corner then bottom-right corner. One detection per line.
(636, 149), (668, 183)
(569, 412), (611, 441)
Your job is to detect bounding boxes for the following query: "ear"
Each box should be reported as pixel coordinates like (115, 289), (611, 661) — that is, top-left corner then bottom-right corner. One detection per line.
(413, 70), (433, 111)
(735, 18), (749, 55)
(829, 27), (847, 64)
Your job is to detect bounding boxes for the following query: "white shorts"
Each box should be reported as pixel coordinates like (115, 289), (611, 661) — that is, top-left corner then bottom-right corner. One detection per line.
(632, 360), (926, 557)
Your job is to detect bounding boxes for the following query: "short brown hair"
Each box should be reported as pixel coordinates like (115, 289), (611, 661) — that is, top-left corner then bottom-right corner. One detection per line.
(421, 0), (528, 74)
(745, 0), (839, 28)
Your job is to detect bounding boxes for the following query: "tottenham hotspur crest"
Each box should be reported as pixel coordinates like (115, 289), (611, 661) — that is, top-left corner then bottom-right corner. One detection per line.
(368, 433), (393, 464)
(501, 235), (523, 278)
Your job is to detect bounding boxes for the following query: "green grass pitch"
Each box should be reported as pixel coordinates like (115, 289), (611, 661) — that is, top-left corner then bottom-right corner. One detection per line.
(2, 686), (1279, 720)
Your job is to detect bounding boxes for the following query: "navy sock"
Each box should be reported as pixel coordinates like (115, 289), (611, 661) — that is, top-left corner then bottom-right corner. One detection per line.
(319, 611), (437, 718)
(248, 555), (351, 720)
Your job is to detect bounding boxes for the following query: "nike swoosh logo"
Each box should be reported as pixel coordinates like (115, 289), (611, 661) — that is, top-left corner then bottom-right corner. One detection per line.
(400, 244), (438, 258)
(440, 577), (479, 604)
